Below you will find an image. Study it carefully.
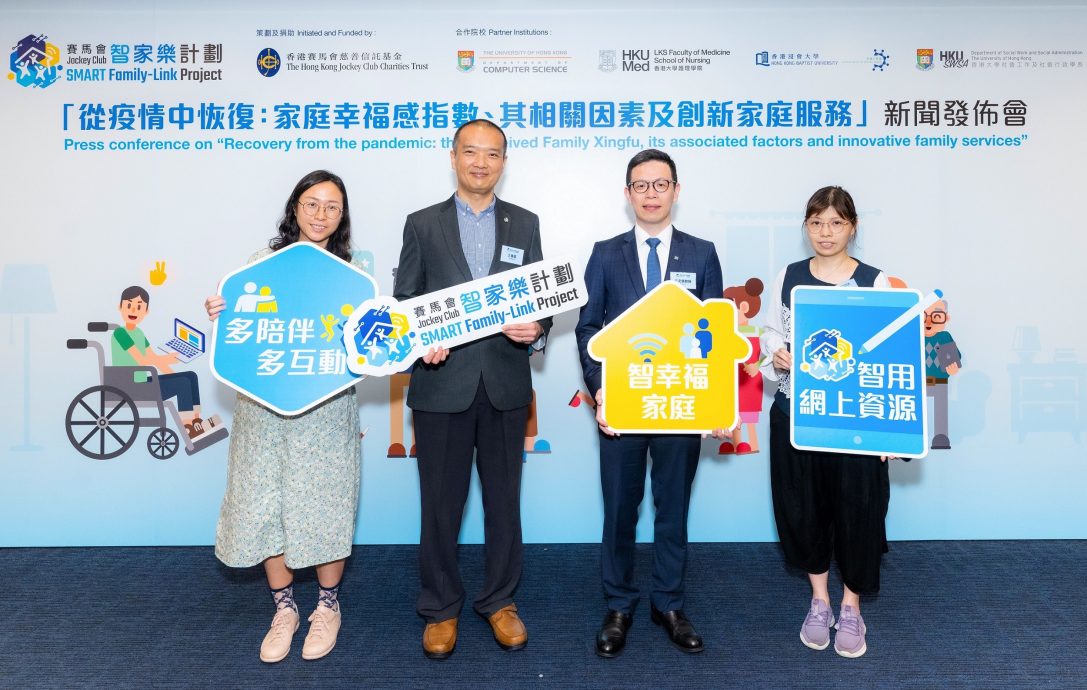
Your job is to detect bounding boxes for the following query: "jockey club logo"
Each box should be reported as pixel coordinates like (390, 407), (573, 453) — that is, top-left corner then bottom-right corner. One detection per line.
(8, 33), (63, 88)
(256, 48), (281, 77)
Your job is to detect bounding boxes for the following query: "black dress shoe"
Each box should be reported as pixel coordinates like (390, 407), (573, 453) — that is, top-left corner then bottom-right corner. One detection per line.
(595, 610), (633, 658)
(650, 607), (704, 653)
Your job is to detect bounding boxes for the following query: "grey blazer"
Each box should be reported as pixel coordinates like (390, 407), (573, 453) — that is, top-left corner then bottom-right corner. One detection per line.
(393, 195), (552, 413)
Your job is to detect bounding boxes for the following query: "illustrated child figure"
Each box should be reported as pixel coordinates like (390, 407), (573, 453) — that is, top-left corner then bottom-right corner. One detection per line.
(720, 277), (765, 455)
(111, 285), (221, 440)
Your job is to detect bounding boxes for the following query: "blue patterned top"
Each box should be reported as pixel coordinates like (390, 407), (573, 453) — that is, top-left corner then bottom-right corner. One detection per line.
(454, 193), (496, 280)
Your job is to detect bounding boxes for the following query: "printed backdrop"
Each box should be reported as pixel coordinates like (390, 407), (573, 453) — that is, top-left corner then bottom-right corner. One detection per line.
(2, 0), (1085, 545)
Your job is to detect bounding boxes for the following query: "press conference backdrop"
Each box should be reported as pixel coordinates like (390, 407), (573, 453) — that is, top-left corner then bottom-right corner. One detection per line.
(2, 0), (1084, 546)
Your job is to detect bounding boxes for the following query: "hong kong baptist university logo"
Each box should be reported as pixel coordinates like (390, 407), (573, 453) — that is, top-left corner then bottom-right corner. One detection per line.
(457, 50), (474, 72)
(916, 48), (934, 71)
(8, 33), (63, 88)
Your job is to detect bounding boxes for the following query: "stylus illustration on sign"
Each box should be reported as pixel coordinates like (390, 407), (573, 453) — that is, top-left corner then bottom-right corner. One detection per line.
(858, 289), (943, 355)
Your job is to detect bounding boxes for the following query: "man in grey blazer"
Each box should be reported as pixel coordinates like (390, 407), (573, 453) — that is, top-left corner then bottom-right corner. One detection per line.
(393, 119), (552, 659)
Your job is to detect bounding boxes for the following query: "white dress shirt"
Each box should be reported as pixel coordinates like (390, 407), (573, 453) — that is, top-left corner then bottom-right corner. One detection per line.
(633, 223), (674, 289)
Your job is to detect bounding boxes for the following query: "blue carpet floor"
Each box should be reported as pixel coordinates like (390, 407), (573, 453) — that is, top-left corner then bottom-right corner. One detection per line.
(0, 541), (1084, 689)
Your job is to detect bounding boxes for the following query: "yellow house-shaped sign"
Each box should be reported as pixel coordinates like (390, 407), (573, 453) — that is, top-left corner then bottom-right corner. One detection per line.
(588, 281), (752, 433)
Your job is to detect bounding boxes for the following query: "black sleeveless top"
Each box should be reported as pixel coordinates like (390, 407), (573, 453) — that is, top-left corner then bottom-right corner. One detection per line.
(773, 258), (883, 413)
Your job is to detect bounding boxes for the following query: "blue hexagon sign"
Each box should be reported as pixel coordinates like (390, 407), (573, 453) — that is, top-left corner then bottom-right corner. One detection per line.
(209, 244), (377, 415)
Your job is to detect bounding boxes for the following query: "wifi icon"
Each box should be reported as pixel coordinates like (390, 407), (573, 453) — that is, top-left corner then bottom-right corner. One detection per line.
(628, 333), (668, 362)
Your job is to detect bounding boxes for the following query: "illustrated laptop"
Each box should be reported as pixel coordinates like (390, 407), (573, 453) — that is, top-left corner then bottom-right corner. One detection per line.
(157, 318), (205, 363)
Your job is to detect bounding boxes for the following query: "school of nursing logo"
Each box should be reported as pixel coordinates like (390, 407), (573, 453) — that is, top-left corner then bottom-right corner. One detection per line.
(598, 49), (618, 72)
(916, 48), (934, 71)
(8, 33), (63, 88)
(456, 50), (475, 72)
(256, 47), (281, 77)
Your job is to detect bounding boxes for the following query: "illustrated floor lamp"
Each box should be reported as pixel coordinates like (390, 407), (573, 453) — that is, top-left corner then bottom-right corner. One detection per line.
(0, 264), (56, 451)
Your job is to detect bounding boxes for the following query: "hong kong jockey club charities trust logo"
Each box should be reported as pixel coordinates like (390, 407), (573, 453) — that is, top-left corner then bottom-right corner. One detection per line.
(8, 33), (63, 88)
(256, 47), (280, 77)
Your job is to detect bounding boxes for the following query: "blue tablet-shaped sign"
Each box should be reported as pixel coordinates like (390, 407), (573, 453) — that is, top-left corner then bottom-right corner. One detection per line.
(210, 244), (377, 416)
(790, 286), (930, 458)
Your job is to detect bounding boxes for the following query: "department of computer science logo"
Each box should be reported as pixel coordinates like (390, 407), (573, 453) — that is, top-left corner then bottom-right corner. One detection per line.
(256, 48), (280, 77)
(457, 50), (474, 72)
(8, 33), (63, 88)
(916, 48), (934, 71)
(598, 49), (617, 72)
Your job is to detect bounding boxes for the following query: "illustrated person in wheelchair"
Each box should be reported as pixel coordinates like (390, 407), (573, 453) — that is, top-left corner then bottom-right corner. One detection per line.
(112, 285), (222, 441)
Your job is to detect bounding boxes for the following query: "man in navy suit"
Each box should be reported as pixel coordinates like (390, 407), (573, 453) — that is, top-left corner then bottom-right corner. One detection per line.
(575, 149), (723, 657)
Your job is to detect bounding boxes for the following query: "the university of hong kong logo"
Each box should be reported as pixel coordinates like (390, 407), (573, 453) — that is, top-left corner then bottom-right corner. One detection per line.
(8, 33), (63, 88)
(256, 47), (280, 77)
(457, 50), (474, 72)
(916, 48), (934, 71)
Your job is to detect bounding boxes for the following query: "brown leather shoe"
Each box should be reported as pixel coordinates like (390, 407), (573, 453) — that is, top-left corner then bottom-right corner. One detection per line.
(422, 618), (457, 659)
(487, 604), (528, 651)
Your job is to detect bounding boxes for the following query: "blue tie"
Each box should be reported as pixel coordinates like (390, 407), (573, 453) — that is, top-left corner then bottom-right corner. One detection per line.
(645, 237), (662, 291)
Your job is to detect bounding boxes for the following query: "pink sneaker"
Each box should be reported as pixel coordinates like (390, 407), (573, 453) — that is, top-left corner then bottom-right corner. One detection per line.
(260, 608), (300, 663)
(302, 605), (342, 660)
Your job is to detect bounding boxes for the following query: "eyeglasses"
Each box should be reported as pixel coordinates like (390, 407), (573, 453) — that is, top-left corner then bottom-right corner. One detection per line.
(924, 311), (947, 323)
(627, 178), (676, 194)
(297, 200), (343, 219)
(805, 218), (852, 234)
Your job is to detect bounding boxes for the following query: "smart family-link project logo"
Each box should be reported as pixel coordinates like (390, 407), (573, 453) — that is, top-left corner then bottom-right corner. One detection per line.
(348, 304), (415, 369)
(8, 33), (63, 88)
(800, 328), (855, 382)
(344, 257), (587, 377)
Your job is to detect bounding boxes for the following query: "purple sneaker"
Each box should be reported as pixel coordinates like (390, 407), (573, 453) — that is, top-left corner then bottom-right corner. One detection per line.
(834, 605), (867, 658)
(799, 598), (835, 650)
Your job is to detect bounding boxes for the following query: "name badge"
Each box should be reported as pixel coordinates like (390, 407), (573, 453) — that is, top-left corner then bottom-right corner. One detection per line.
(501, 245), (525, 265)
(671, 271), (697, 289)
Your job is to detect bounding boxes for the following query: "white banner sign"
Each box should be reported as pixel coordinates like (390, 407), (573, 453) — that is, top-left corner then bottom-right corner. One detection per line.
(344, 257), (586, 376)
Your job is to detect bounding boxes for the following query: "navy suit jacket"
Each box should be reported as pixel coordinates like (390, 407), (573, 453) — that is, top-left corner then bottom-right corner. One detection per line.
(393, 194), (552, 413)
(575, 228), (724, 397)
